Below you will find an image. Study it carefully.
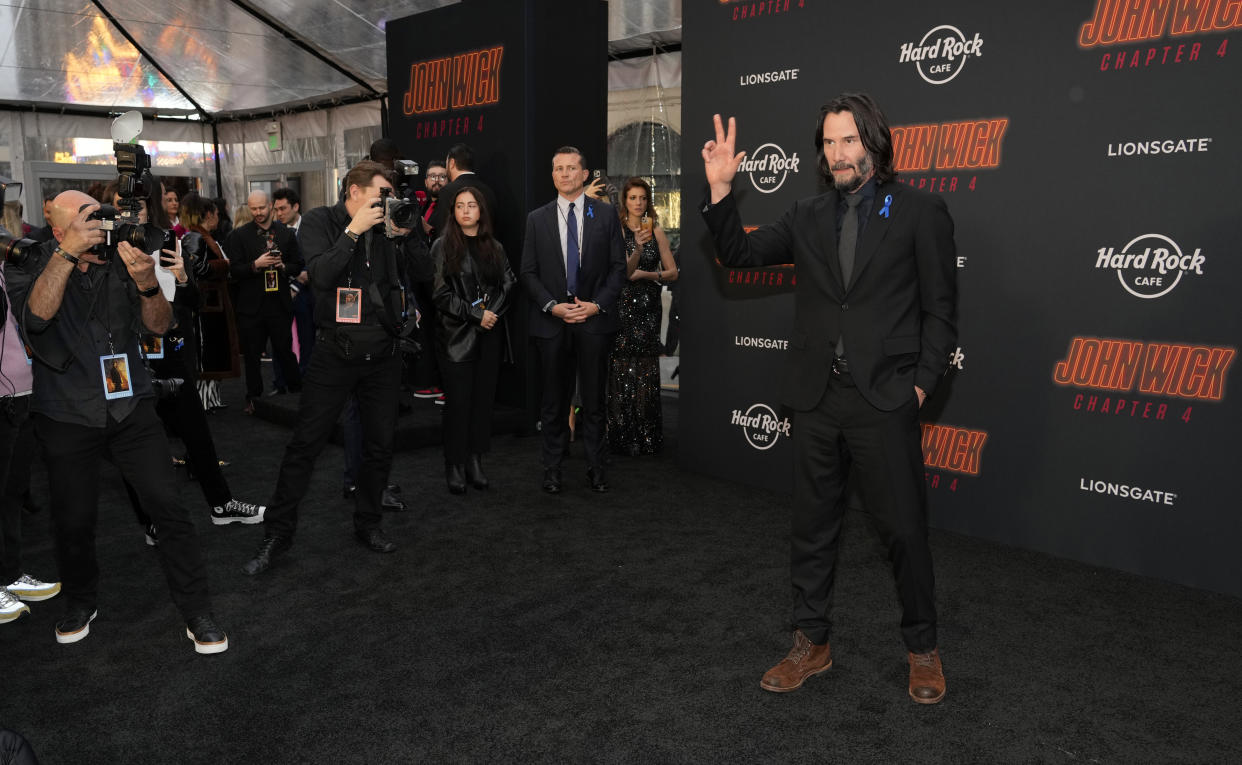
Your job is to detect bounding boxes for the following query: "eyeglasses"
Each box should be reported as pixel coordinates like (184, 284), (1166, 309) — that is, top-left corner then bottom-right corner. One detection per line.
(427, 174), (448, 181)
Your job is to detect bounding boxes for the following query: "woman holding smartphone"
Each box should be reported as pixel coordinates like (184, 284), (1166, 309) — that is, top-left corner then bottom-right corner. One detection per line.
(608, 177), (677, 456)
(432, 187), (515, 494)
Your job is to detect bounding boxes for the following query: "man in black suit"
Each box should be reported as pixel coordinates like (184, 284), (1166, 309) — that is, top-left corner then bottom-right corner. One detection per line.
(226, 190), (304, 411)
(701, 93), (957, 704)
(430, 143), (498, 238)
(520, 146), (626, 493)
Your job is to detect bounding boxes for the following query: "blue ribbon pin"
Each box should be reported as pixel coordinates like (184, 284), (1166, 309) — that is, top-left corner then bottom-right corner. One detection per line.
(586, 204), (594, 219)
(878, 194), (893, 219)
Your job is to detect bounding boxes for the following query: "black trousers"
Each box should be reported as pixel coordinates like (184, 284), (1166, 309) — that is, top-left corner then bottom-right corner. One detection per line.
(34, 400), (212, 620)
(440, 328), (503, 464)
(264, 347), (402, 538)
(534, 326), (614, 470)
(0, 395), (31, 585)
(790, 369), (937, 653)
(125, 381), (231, 523)
(238, 310), (301, 400)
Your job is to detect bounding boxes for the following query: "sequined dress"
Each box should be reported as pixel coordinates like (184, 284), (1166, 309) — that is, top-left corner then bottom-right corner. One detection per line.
(607, 228), (663, 455)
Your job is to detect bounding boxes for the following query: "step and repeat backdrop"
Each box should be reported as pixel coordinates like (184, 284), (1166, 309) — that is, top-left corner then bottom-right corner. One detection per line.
(680, 0), (1242, 596)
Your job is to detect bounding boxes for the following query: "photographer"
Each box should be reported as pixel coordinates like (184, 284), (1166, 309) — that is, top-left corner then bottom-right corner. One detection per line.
(6, 190), (227, 653)
(243, 161), (430, 575)
(97, 182), (265, 534)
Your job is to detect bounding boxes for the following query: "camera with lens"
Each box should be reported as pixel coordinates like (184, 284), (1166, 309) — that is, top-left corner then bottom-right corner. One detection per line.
(376, 186), (420, 237)
(0, 228), (36, 267)
(89, 141), (173, 261)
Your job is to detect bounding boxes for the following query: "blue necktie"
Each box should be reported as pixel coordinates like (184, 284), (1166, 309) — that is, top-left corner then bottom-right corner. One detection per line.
(566, 202), (580, 296)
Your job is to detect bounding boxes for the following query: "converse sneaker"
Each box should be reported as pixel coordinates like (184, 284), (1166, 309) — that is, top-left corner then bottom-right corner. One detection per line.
(7, 573), (61, 601)
(0, 588), (30, 623)
(185, 614), (229, 654)
(55, 608), (98, 644)
(211, 499), (266, 525)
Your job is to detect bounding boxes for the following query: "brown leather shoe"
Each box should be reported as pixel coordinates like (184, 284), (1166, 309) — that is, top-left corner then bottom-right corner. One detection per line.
(908, 649), (946, 704)
(759, 630), (832, 693)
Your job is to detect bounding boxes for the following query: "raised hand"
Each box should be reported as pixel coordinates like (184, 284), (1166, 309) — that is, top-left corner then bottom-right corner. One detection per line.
(702, 114), (746, 204)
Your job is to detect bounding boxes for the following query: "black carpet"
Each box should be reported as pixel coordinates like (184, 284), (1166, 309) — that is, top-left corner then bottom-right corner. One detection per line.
(2, 382), (1240, 764)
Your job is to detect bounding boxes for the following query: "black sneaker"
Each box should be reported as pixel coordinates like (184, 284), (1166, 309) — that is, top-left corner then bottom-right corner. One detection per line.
(55, 608), (98, 644)
(211, 499), (265, 525)
(185, 614), (229, 654)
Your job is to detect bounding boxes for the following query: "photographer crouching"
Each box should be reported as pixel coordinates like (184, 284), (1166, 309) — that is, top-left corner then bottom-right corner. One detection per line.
(6, 189), (228, 653)
(244, 160), (429, 575)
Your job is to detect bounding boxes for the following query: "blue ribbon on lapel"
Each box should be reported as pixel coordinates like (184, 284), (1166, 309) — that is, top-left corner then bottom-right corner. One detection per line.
(878, 194), (892, 219)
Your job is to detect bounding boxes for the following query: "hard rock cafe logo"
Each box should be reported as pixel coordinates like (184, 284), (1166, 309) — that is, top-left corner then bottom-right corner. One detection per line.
(1094, 234), (1204, 299)
(898, 25), (985, 84)
(730, 404), (792, 450)
(740, 143), (801, 194)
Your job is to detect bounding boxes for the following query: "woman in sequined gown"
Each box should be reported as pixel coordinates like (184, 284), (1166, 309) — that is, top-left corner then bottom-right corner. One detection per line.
(607, 178), (678, 456)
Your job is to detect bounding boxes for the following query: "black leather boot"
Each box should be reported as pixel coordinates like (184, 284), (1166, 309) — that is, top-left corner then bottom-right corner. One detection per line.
(466, 454), (488, 490)
(446, 463), (467, 495)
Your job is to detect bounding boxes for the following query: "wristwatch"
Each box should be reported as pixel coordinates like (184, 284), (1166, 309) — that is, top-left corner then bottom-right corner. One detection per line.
(137, 284), (162, 298)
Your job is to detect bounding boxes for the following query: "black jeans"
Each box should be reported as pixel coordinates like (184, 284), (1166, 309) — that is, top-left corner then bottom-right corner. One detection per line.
(238, 310), (301, 400)
(440, 328), (503, 464)
(264, 346), (402, 539)
(789, 369), (937, 653)
(34, 400), (213, 619)
(0, 395), (31, 585)
(125, 380), (231, 524)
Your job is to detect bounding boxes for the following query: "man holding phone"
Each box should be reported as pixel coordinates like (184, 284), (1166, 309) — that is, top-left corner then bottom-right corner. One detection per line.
(226, 190), (304, 411)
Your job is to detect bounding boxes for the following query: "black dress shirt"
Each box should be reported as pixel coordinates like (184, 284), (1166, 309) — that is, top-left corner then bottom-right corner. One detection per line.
(7, 246), (155, 427)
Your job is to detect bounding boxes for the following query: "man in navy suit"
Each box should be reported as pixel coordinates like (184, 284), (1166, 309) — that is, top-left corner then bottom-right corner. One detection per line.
(520, 146), (626, 493)
(702, 93), (957, 704)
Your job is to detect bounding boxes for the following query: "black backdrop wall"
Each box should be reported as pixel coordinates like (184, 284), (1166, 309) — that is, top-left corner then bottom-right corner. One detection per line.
(386, 0), (608, 409)
(680, 0), (1242, 597)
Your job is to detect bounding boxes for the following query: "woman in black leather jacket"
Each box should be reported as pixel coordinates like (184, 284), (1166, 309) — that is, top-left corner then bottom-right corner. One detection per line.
(431, 187), (515, 494)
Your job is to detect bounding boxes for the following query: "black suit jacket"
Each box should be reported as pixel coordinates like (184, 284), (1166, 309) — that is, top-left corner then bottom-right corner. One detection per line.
(430, 174), (498, 237)
(520, 197), (626, 338)
(225, 221), (303, 316)
(704, 182), (957, 411)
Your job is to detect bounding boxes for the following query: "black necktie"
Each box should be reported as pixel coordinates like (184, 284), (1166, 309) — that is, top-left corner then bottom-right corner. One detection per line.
(836, 193), (863, 357)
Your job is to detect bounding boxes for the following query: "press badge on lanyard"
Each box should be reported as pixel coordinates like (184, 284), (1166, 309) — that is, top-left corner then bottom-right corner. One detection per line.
(336, 287), (363, 324)
(100, 353), (134, 400)
(264, 269), (280, 293)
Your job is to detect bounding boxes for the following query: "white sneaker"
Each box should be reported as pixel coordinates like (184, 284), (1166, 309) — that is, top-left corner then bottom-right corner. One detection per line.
(211, 499), (265, 525)
(7, 573), (61, 602)
(0, 588), (30, 623)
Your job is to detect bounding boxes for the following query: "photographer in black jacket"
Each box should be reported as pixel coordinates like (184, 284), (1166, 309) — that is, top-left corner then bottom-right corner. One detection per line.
(244, 161), (430, 575)
(7, 189), (227, 653)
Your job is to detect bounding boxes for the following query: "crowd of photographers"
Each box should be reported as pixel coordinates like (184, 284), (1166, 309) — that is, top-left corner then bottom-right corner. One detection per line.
(0, 136), (679, 672)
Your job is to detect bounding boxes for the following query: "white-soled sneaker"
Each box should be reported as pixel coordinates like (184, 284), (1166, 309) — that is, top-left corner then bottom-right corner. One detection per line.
(211, 499), (265, 525)
(55, 608), (97, 644)
(7, 573), (62, 602)
(0, 588), (30, 623)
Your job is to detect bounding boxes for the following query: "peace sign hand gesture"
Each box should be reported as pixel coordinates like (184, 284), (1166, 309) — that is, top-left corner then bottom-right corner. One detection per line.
(701, 114), (747, 204)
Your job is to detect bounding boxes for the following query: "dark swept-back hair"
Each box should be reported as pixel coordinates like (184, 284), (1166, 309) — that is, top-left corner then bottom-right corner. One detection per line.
(447, 143), (475, 172)
(617, 177), (657, 226)
(441, 185), (503, 280)
(272, 187), (301, 209)
(812, 92), (897, 185)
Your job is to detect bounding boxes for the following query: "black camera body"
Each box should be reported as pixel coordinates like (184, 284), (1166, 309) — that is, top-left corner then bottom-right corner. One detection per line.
(0, 228), (35, 267)
(91, 142), (173, 261)
(377, 186), (419, 236)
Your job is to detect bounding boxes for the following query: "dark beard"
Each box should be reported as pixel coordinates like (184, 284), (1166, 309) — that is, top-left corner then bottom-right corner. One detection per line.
(831, 154), (874, 193)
